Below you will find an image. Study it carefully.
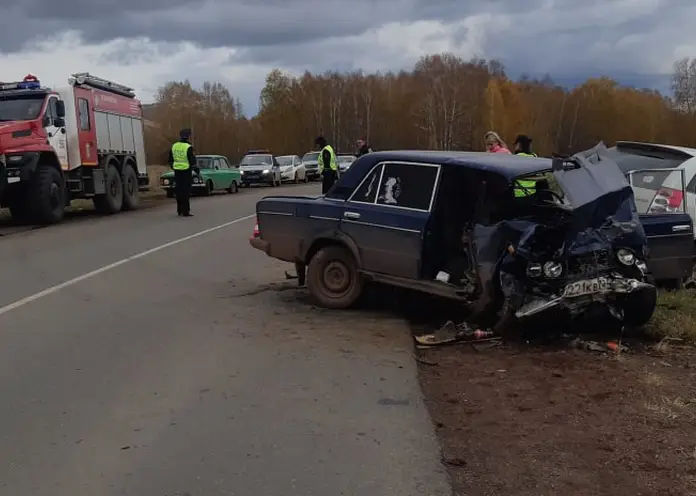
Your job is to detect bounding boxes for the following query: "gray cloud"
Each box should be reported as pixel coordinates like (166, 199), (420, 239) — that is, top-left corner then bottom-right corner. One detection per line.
(1, 0), (692, 116)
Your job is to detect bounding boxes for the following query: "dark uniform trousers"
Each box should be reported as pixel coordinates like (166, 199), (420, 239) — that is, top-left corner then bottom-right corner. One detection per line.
(321, 169), (338, 194)
(174, 168), (192, 215)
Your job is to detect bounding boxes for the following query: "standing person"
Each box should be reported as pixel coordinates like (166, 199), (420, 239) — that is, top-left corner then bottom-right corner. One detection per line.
(356, 138), (373, 157)
(513, 134), (538, 157)
(315, 136), (338, 194)
(484, 131), (511, 154)
(167, 128), (198, 217)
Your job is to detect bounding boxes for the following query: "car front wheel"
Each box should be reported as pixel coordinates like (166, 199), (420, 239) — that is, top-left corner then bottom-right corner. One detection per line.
(619, 286), (657, 328)
(307, 245), (363, 309)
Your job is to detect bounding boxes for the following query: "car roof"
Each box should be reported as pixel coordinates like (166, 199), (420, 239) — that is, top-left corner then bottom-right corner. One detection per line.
(276, 154), (296, 158)
(197, 154), (221, 159)
(616, 141), (696, 157)
(357, 150), (550, 180)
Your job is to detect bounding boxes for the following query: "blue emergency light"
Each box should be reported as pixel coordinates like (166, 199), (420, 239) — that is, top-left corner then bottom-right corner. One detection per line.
(0, 75), (41, 91)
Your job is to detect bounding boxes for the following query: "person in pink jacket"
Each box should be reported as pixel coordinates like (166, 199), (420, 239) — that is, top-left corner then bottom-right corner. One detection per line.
(484, 131), (512, 154)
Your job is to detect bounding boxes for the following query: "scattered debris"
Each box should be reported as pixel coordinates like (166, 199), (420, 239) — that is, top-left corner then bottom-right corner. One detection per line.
(414, 320), (500, 347)
(570, 338), (628, 353)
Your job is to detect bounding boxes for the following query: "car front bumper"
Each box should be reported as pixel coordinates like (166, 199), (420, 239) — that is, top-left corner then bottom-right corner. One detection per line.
(241, 174), (275, 184)
(514, 275), (655, 319)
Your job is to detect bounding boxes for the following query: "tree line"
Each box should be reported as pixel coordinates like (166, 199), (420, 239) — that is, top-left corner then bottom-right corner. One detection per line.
(144, 54), (696, 163)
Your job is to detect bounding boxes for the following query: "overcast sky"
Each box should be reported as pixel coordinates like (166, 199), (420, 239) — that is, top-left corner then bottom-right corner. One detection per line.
(1, 0), (694, 115)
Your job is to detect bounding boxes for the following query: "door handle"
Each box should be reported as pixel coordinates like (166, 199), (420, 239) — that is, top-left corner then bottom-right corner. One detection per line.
(344, 211), (360, 219)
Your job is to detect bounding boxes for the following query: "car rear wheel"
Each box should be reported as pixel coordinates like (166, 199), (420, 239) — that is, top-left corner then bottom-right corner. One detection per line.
(307, 245), (363, 309)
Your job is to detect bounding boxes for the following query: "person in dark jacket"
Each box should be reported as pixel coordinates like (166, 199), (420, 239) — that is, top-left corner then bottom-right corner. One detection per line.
(513, 134), (538, 157)
(356, 138), (373, 157)
(315, 136), (338, 194)
(167, 128), (199, 217)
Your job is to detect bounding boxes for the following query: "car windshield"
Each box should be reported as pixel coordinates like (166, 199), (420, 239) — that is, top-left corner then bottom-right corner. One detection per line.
(303, 152), (319, 162)
(0, 95), (45, 122)
(276, 156), (293, 166)
(197, 157), (213, 169)
(338, 156), (355, 163)
(241, 155), (272, 166)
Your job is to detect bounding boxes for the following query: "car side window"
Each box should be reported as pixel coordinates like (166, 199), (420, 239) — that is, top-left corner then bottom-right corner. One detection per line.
(375, 163), (439, 211)
(349, 164), (383, 204)
(78, 98), (90, 130)
(686, 173), (696, 194)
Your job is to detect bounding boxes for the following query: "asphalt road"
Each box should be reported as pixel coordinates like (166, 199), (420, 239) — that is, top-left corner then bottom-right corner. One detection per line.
(0, 184), (450, 496)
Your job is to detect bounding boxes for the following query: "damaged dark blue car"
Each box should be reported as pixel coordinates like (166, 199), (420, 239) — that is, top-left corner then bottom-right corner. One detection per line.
(250, 149), (678, 329)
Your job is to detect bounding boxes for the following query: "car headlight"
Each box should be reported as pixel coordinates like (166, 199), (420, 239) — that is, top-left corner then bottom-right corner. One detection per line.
(262, 169), (269, 174)
(193, 177), (200, 184)
(616, 248), (635, 265)
(240, 170), (244, 175)
(162, 179), (169, 185)
(526, 262), (542, 277)
(543, 261), (563, 278)
(0, 154), (5, 165)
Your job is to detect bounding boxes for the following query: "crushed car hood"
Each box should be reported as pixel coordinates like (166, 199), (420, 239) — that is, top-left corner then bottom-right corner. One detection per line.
(470, 144), (648, 311)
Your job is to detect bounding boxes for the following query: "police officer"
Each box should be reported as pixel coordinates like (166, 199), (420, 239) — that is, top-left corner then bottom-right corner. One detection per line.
(512, 134), (538, 197)
(315, 136), (338, 194)
(513, 134), (538, 157)
(168, 128), (198, 217)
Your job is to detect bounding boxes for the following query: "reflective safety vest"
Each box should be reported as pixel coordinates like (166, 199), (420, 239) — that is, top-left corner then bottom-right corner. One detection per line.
(514, 179), (537, 197)
(516, 152), (538, 157)
(172, 142), (192, 170)
(317, 145), (338, 172)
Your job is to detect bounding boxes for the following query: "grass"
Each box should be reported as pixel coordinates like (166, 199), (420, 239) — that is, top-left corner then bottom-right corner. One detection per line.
(647, 289), (696, 345)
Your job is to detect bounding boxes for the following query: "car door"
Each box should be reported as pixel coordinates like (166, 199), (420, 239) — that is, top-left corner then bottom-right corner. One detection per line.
(208, 157), (224, 190)
(44, 96), (69, 169)
(340, 161), (440, 279)
(219, 157), (238, 187)
(294, 155), (305, 179)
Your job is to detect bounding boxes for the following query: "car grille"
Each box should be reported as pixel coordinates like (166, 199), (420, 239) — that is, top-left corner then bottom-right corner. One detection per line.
(305, 163), (318, 170)
(567, 249), (614, 277)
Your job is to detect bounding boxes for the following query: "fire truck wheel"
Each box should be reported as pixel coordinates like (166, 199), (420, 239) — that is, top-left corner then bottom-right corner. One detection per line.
(93, 164), (123, 214)
(32, 165), (65, 225)
(121, 165), (139, 211)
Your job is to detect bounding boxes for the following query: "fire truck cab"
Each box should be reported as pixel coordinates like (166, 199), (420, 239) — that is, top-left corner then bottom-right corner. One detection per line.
(0, 73), (149, 224)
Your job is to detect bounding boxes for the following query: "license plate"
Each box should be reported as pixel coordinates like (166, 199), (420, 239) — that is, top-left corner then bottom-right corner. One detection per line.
(563, 277), (609, 297)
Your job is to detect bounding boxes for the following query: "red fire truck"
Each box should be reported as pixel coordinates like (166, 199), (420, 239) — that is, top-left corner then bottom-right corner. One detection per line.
(0, 73), (149, 224)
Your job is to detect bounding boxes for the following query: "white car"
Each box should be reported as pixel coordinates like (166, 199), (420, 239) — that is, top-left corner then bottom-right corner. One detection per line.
(337, 154), (357, 173)
(276, 155), (307, 183)
(604, 141), (696, 241)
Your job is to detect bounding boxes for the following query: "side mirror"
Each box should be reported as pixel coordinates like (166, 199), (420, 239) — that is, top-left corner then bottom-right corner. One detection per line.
(54, 117), (65, 128)
(55, 100), (66, 118)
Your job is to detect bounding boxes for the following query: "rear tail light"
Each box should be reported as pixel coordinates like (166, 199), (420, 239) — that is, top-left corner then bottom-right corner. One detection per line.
(251, 217), (260, 239)
(649, 187), (684, 213)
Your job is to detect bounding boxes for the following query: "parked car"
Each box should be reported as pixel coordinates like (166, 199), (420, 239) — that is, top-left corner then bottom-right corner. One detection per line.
(160, 154), (241, 197)
(276, 155), (308, 183)
(239, 150), (282, 187)
(599, 141), (696, 287)
(337, 154), (357, 174)
(301, 151), (321, 181)
(249, 150), (678, 331)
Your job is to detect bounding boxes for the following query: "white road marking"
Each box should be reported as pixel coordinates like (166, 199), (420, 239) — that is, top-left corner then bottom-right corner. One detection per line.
(0, 214), (256, 316)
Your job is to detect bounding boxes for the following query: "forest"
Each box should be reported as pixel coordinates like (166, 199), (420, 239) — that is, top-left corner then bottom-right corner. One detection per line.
(143, 54), (696, 163)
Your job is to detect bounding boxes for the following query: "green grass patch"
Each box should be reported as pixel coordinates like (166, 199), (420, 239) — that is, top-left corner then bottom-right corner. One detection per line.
(647, 290), (696, 344)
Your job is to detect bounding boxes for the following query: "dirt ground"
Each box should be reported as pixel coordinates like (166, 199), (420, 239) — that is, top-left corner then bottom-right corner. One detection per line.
(417, 336), (696, 496)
